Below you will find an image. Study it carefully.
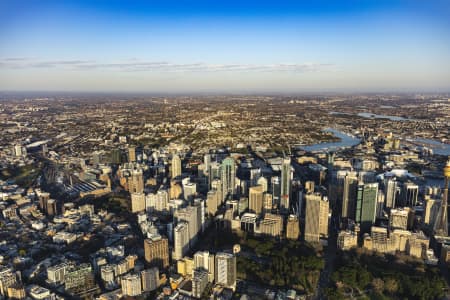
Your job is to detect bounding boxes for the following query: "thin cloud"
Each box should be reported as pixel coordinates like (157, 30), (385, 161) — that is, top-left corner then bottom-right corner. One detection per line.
(3, 57), (30, 61)
(0, 59), (93, 69)
(0, 58), (333, 73)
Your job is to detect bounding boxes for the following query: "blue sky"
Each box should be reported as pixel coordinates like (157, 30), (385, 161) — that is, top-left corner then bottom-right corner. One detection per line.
(0, 0), (449, 92)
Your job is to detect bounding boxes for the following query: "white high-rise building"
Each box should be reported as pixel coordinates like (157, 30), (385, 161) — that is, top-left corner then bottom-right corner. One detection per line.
(175, 206), (200, 246)
(194, 198), (205, 233)
(0, 267), (19, 297)
(215, 252), (236, 289)
(47, 262), (74, 285)
(194, 251), (215, 282)
(192, 268), (209, 298)
(183, 182), (197, 201)
(204, 154), (211, 176)
(100, 265), (115, 285)
(146, 188), (169, 213)
(280, 157), (292, 212)
(121, 273), (142, 297)
(211, 179), (223, 206)
(376, 192), (385, 218)
(384, 177), (399, 208)
(129, 168), (144, 194)
(173, 222), (190, 260)
(250, 168), (261, 186)
(131, 192), (146, 213)
(402, 182), (419, 207)
(171, 154), (182, 179)
(257, 176), (268, 193)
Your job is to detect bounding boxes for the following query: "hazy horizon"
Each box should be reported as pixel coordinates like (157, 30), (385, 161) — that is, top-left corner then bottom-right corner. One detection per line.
(1, 90), (449, 98)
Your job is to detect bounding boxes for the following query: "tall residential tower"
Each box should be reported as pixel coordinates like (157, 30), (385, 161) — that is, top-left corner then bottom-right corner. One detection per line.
(435, 158), (450, 236)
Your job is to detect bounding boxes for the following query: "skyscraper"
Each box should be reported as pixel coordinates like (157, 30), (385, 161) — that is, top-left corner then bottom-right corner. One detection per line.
(209, 162), (221, 190)
(100, 265), (115, 286)
(131, 192), (145, 213)
(327, 170), (345, 210)
(356, 182), (379, 234)
(402, 182), (419, 207)
(194, 251), (215, 282)
(204, 154), (211, 176)
(121, 273), (142, 297)
(337, 230), (358, 250)
(129, 168), (144, 194)
(384, 176), (398, 209)
(280, 157), (292, 212)
(341, 172), (358, 219)
(174, 206), (200, 246)
(220, 157), (236, 201)
(194, 198), (205, 233)
(211, 179), (223, 206)
(192, 268), (209, 298)
(263, 193), (273, 213)
(0, 268), (19, 298)
(271, 176), (281, 208)
(128, 146), (136, 162)
(144, 237), (169, 269)
(173, 222), (190, 260)
(170, 180), (183, 199)
(304, 193), (329, 242)
(259, 213), (283, 237)
(250, 168), (261, 186)
(146, 188), (170, 213)
(207, 189), (219, 216)
(171, 154), (182, 179)
(370, 226), (389, 253)
(389, 208), (409, 230)
(183, 181), (197, 201)
(257, 176), (268, 193)
(110, 148), (122, 164)
(434, 158), (450, 236)
(424, 197), (440, 227)
(286, 214), (300, 240)
(64, 264), (97, 296)
(215, 253), (236, 289)
(47, 262), (74, 285)
(249, 185), (264, 215)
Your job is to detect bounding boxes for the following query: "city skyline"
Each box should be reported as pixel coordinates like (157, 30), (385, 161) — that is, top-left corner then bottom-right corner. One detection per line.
(0, 2), (449, 297)
(1, 0), (450, 92)
(0, 93), (449, 299)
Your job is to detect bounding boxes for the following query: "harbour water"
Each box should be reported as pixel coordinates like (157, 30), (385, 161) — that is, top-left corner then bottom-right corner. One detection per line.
(329, 111), (410, 121)
(300, 128), (361, 152)
(357, 112), (409, 121)
(299, 126), (449, 156)
(413, 138), (450, 156)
